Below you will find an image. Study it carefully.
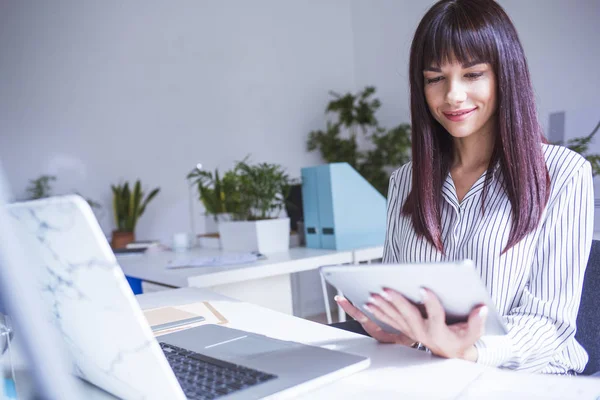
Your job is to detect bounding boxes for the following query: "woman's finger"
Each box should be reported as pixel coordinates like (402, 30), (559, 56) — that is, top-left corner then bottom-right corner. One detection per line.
(368, 293), (409, 327)
(335, 296), (369, 324)
(335, 296), (412, 344)
(382, 288), (427, 337)
(364, 301), (413, 337)
(447, 321), (469, 334)
(465, 305), (488, 343)
(420, 288), (446, 330)
(364, 303), (413, 337)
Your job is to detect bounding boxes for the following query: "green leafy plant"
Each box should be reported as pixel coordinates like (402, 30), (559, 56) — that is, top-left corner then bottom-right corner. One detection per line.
(111, 180), (160, 232)
(560, 119), (600, 176)
(26, 175), (56, 199)
(233, 158), (296, 221)
(307, 86), (411, 196)
(186, 167), (244, 219)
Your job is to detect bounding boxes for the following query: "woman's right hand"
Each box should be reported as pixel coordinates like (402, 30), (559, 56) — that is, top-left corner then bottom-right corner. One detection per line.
(335, 295), (414, 346)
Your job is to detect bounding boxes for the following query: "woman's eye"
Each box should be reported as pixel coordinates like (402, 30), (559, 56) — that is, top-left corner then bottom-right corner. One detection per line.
(465, 72), (484, 79)
(426, 76), (444, 84)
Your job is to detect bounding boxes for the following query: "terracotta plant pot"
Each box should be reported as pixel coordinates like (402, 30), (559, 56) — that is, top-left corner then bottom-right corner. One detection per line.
(111, 230), (135, 249)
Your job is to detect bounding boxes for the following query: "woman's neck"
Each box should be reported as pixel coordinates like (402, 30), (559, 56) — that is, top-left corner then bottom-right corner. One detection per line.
(452, 130), (495, 172)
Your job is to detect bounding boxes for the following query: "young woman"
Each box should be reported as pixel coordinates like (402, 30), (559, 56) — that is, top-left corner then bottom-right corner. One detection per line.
(336, 0), (593, 375)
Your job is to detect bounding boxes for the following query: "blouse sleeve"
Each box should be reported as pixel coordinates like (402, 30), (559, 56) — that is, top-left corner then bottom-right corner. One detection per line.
(474, 161), (594, 371)
(383, 169), (401, 263)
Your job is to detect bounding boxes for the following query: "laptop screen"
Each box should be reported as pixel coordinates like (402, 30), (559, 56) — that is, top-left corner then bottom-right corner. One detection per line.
(0, 163), (83, 399)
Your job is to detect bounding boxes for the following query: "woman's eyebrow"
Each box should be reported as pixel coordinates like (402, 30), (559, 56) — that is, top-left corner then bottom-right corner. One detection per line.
(423, 60), (486, 72)
(462, 60), (486, 68)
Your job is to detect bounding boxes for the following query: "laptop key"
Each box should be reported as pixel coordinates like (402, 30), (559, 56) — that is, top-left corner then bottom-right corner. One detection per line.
(160, 342), (277, 399)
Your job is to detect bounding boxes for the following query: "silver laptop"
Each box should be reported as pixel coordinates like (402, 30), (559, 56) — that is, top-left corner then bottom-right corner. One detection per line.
(5, 194), (369, 400)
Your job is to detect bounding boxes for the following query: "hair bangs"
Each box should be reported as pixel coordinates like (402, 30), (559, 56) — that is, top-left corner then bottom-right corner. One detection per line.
(422, 8), (497, 70)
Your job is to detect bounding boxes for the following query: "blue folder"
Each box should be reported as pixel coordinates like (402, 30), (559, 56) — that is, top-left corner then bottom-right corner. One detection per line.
(301, 163), (387, 250)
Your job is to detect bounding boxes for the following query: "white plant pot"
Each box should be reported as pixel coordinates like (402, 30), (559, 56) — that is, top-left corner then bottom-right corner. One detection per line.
(203, 213), (232, 234)
(218, 218), (290, 254)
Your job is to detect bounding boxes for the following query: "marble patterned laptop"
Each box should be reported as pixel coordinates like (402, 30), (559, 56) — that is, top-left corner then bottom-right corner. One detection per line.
(7, 195), (186, 400)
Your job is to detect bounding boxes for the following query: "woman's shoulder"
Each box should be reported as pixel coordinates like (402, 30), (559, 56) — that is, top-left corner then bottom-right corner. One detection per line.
(388, 162), (413, 197)
(542, 143), (591, 192)
(390, 162), (413, 184)
(542, 143), (590, 176)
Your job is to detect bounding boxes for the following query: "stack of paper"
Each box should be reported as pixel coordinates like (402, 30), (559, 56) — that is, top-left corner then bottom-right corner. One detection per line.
(165, 252), (263, 269)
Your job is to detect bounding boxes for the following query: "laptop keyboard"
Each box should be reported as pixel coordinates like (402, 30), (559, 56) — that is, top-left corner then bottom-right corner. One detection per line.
(159, 342), (277, 400)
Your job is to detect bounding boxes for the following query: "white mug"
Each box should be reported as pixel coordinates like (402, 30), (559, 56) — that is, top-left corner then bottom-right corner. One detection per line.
(173, 232), (192, 252)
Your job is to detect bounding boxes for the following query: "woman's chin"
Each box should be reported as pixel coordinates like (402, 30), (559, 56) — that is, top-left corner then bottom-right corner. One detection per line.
(446, 129), (476, 139)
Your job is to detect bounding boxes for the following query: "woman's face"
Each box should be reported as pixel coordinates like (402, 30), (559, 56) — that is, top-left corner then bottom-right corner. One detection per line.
(423, 60), (497, 140)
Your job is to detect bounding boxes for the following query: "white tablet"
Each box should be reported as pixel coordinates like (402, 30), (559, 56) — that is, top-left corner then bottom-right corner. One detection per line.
(320, 260), (507, 336)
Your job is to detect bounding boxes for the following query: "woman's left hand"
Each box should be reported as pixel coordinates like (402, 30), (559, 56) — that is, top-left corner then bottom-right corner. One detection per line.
(365, 288), (487, 361)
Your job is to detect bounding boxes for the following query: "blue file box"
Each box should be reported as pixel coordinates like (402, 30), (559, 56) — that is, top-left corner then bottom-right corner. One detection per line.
(301, 163), (387, 250)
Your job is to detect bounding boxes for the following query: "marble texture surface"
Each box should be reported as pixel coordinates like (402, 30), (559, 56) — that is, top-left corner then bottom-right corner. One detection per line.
(8, 195), (185, 400)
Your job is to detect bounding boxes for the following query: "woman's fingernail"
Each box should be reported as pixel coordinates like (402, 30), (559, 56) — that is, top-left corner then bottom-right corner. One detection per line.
(420, 288), (428, 302)
(363, 304), (373, 313)
(479, 306), (488, 319)
(367, 295), (378, 305)
(334, 295), (341, 302)
(380, 290), (392, 301)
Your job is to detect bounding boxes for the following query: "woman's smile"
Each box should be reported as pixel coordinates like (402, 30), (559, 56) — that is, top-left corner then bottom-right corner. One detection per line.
(442, 107), (478, 122)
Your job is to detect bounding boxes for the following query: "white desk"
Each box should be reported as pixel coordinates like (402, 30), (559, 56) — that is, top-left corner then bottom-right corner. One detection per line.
(117, 247), (354, 316)
(8, 287), (600, 399)
(135, 287), (600, 399)
(352, 245), (384, 263)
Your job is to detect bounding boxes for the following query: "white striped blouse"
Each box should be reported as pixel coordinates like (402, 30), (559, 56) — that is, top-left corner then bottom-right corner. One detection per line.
(382, 144), (594, 374)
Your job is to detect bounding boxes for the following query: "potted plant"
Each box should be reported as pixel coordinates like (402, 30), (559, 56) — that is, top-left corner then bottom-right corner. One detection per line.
(217, 158), (295, 254)
(307, 86), (412, 196)
(111, 180), (160, 249)
(187, 165), (243, 234)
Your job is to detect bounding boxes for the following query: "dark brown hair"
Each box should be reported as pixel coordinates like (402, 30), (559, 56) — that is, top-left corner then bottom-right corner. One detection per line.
(403, 0), (550, 253)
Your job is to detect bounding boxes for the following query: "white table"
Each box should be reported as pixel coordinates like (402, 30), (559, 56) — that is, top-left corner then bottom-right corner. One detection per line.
(352, 245), (384, 263)
(117, 247), (354, 316)
(135, 288), (600, 399)
(7, 287), (600, 399)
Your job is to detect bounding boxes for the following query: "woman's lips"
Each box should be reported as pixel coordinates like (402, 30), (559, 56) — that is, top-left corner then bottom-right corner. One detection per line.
(443, 107), (477, 122)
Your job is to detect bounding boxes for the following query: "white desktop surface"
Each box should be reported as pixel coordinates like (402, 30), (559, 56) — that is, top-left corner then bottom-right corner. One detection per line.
(117, 247), (353, 288)
(6, 287), (600, 399)
(136, 288), (600, 400)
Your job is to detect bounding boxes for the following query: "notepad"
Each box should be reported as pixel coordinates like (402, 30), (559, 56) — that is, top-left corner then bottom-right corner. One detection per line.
(143, 302), (228, 337)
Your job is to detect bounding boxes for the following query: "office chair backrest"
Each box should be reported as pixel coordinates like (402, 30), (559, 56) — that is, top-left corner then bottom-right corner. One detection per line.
(576, 239), (600, 376)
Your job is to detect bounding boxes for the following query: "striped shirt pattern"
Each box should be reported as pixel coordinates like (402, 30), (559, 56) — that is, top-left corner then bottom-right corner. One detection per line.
(382, 144), (594, 373)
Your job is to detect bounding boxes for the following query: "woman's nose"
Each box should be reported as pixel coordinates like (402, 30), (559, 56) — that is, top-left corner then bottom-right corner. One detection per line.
(446, 81), (467, 105)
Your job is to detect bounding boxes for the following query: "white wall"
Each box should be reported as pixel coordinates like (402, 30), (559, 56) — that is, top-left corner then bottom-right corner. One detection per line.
(0, 0), (356, 243)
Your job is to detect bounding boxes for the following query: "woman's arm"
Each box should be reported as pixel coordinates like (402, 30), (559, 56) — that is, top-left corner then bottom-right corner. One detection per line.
(475, 161), (594, 372)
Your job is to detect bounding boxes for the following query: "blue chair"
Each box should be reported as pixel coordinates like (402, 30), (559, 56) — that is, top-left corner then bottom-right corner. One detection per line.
(576, 239), (600, 376)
